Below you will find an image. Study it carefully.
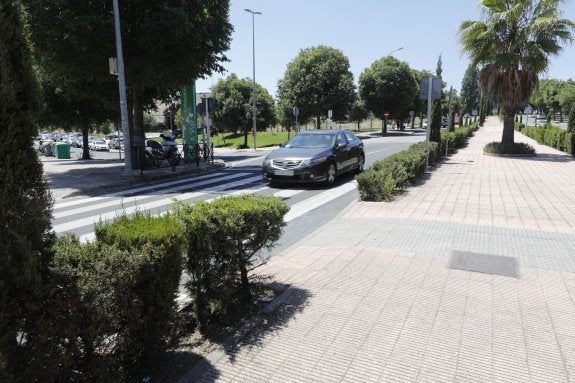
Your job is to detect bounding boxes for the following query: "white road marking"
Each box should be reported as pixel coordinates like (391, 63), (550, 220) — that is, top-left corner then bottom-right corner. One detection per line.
(53, 173), (250, 218)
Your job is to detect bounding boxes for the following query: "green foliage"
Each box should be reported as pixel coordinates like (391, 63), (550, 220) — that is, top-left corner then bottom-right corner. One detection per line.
(460, 65), (480, 115)
(348, 97), (369, 131)
(173, 195), (289, 331)
(95, 212), (184, 367)
(0, 2), (56, 380)
(277, 46), (356, 128)
(356, 169), (395, 202)
(519, 124), (575, 156)
(356, 141), (435, 201)
(479, 97), (486, 125)
(568, 105), (575, 132)
(211, 74), (276, 147)
(483, 141), (536, 155)
(357, 124), (478, 201)
(28, 0), (233, 150)
(50, 233), (184, 379)
(459, 0), (575, 145)
(430, 100), (442, 142)
(359, 56), (418, 125)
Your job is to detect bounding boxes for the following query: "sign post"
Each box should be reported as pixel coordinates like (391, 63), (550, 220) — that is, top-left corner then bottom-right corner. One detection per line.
(382, 112), (390, 136)
(419, 77), (442, 169)
(292, 106), (299, 139)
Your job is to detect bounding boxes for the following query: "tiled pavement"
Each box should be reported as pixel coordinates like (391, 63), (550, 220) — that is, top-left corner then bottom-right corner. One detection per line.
(185, 117), (575, 383)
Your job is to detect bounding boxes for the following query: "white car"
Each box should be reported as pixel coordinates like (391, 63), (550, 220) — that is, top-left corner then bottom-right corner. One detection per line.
(89, 139), (109, 151)
(535, 114), (547, 125)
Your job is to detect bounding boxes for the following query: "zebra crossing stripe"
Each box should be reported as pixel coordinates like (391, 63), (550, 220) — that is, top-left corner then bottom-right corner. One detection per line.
(53, 173), (250, 219)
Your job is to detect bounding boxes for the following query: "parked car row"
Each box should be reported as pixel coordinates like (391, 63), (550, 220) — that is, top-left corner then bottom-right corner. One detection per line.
(38, 132), (126, 151)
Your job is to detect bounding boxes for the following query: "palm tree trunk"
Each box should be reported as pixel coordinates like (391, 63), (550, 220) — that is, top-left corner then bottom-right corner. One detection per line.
(501, 115), (515, 146)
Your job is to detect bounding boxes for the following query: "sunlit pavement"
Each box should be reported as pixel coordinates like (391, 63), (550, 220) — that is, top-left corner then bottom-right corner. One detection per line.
(186, 116), (575, 383)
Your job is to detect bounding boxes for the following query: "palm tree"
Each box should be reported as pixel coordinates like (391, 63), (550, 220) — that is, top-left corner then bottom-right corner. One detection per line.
(459, 0), (575, 146)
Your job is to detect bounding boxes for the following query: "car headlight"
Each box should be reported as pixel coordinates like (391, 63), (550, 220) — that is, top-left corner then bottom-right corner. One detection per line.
(263, 157), (272, 167)
(301, 156), (327, 166)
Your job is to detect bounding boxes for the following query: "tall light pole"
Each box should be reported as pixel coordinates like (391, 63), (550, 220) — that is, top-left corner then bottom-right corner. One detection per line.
(386, 46), (404, 56)
(245, 8), (261, 150)
(112, 0), (132, 177)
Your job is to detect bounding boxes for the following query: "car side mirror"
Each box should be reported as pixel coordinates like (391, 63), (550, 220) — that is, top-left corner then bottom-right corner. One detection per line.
(279, 142), (284, 148)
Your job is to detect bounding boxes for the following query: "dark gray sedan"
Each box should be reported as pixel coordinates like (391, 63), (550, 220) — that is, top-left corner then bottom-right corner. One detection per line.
(262, 130), (364, 186)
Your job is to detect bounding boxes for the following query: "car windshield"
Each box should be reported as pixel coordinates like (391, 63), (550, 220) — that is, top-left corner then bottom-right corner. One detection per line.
(285, 134), (334, 149)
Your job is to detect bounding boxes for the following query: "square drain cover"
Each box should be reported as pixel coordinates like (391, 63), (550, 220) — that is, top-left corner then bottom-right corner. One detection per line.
(449, 251), (518, 278)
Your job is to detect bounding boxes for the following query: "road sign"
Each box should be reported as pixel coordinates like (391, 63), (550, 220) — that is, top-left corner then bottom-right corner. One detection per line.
(384, 112), (390, 118)
(293, 106), (299, 117)
(419, 78), (442, 100)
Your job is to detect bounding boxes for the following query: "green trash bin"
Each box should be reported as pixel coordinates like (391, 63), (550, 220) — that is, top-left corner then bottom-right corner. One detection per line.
(54, 142), (70, 159)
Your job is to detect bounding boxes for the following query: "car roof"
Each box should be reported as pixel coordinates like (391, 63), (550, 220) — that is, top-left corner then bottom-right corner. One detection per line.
(296, 129), (349, 135)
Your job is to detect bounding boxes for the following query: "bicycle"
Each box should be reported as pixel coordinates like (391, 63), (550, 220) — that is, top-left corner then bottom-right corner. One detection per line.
(144, 140), (181, 168)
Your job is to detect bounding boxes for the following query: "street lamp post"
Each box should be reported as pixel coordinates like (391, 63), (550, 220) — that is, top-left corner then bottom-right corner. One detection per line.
(112, 0), (132, 177)
(245, 8), (262, 150)
(386, 46), (404, 56)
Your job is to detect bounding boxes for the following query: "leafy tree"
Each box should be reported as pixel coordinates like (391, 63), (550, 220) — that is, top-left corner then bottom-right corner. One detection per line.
(211, 74), (276, 148)
(558, 80), (575, 116)
(460, 65), (481, 115)
(459, 0), (575, 146)
(568, 104), (575, 132)
(359, 56), (418, 135)
(28, 0), (233, 161)
(430, 55), (444, 142)
(530, 79), (572, 121)
(0, 1), (55, 379)
(348, 97), (369, 132)
(277, 45), (355, 129)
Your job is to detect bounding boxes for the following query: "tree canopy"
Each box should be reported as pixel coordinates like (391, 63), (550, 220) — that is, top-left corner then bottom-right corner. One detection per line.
(359, 56), (418, 133)
(211, 74), (275, 148)
(277, 45), (356, 129)
(459, 0), (575, 145)
(28, 0), (233, 155)
(0, 1), (55, 379)
(460, 65), (480, 115)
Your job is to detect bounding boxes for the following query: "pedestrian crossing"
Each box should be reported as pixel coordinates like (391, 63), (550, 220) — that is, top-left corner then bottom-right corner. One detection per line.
(52, 169), (358, 242)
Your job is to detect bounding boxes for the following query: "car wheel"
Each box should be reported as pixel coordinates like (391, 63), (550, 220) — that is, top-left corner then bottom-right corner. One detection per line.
(325, 163), (337, 186)
(355, 154), (365, 174)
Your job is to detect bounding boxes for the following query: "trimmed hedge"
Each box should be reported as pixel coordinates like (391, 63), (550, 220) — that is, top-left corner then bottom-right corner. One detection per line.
(173, 195), (289, 332)
(357, 124), (478, 201)
(94, 212), (184, 367)
(517, 124), (575, 156)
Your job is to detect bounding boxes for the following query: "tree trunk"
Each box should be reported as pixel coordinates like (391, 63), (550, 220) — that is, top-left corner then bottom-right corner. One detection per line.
(501, 115), (515, 146)
(244, 130), (248, 148)
(357, 120), (360, 132)
(131, 84), (146, 169)
(316, 115), (321, 129)
(81, 125), (91, 160)
(381, 118), (387, 136)
(237, 254), (251, 304)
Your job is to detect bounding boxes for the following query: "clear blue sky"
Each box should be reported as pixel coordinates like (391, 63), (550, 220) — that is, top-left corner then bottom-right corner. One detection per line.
(196, 0), (575, 96)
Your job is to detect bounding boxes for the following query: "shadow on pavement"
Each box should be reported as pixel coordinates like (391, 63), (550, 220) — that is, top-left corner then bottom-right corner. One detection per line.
(176, 286), (310, 383)
(517, 152), (575, 163)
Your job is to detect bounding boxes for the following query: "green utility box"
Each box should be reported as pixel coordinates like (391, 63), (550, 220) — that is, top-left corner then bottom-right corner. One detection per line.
(54, 142), (70, 159)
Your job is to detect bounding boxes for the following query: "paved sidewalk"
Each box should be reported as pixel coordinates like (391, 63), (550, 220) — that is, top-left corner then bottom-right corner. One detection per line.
(185, 116), (575, 383)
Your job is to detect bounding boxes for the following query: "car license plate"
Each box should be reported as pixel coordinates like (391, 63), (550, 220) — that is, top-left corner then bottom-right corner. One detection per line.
(274, 169), (294, 176)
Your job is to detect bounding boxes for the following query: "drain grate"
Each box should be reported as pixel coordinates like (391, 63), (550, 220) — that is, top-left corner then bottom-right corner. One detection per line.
(449, 250), (518, 278)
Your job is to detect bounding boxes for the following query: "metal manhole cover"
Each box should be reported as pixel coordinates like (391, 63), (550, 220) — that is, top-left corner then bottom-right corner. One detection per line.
(449, 250), (518, 278)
